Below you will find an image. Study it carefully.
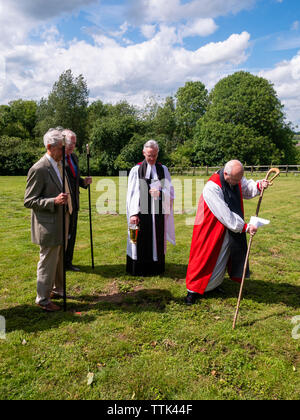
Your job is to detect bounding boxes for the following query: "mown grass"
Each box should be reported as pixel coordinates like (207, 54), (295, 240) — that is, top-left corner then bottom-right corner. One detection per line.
(0, 173), (299, 400)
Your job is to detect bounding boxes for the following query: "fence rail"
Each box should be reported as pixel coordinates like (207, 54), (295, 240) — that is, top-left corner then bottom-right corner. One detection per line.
(169, 165), (300, 176)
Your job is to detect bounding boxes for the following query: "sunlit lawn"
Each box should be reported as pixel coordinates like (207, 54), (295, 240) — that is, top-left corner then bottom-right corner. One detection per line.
(0, 173), (299, 400)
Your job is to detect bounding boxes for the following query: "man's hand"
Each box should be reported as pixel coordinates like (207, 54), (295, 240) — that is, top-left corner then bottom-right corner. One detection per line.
(149, 188), (160, 198)
(130, 215), (140, 225)
(260, 179), (270, 190)
(247, 224), (257, 236)
(54, 193), (68, 206)
(84, 177), (92, 186)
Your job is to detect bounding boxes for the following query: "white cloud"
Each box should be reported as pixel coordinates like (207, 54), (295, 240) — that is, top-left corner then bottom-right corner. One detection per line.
(128, 0), (256, 24)
(108, 22), (130, 39)
(7, 0), (98, 20)
(259, 51), (300, 127)
(1, 0), (299, 129)
(0, 24), (250, 107)
(140, 24), (157, 39)
(178, 18), (218, 40)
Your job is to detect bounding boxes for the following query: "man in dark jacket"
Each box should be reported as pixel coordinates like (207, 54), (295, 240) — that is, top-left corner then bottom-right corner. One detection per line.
(62, 129), (92, 271)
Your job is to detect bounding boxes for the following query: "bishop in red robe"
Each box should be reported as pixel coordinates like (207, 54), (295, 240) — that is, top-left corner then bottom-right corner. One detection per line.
(185, 160), (269, 305)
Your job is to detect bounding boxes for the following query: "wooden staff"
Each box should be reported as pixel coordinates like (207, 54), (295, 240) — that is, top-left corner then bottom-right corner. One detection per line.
(62, 135), (67, 312)
(232, 168), (280, 329)
(86, 144), (95, 269)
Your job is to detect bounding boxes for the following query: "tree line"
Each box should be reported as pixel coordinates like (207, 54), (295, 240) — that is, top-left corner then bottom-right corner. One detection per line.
(0, 69), (299, 176)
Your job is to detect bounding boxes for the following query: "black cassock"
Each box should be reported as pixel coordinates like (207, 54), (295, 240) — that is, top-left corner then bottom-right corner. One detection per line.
(126, 160), (166, 276)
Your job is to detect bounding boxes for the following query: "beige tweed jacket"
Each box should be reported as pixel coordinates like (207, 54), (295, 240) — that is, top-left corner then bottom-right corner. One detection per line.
(24, 154), (64, 247)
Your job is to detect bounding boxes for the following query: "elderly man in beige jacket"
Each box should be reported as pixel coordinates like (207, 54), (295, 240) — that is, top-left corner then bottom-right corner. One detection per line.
(24, 129), (71, 312)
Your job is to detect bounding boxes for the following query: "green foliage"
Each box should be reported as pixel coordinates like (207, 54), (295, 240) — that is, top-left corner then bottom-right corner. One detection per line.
(169, 140), (195, 167)
(296, 147), (300, 164)
(90, 101), (143, 175)
(175, 81), (208, 142)
(152, 97), (177, 152)
(0, 100), (37, 140)
(195, 71), (296, 165)
(87, 100), (109, 133)
(36, 69), (89, 151)
(194, 121), (274, 165)
(77, 152), (108, 176)
(115, 133), (168, 170)
(8, 100), (37, 137)
(0, 70), (298, 175)
(0, 136), (43, 175)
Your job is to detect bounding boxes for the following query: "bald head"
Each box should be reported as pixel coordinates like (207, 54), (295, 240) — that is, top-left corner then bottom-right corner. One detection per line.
(224, 160), (244, 186)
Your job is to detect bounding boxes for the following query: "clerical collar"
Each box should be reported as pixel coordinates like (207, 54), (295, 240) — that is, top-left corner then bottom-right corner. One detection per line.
(145, 163), (158, 180)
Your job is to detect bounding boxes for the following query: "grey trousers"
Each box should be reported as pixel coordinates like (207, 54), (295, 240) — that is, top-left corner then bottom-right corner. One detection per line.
(36, 213), (70, 306)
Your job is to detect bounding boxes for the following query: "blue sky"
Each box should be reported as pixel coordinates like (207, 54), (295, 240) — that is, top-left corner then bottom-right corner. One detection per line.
(0, 0), (300, 127)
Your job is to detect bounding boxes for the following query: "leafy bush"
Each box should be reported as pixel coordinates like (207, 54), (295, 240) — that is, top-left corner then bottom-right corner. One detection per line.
(0, 136), (44, 175)
(115, 133), (169, 171)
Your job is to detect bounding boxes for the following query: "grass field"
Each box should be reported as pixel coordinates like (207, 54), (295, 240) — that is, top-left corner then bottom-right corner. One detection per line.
(0, 173), (299, 400)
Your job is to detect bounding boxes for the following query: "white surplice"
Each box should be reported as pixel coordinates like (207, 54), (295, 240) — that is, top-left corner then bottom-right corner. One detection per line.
(126, 163), (175, 261)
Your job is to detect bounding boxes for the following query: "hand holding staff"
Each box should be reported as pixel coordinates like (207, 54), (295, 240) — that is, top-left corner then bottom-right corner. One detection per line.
(232, 168), (280, 329)
(86, 144), (95, 269)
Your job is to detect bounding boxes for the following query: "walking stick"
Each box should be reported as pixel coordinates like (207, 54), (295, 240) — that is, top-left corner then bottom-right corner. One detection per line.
(86, 144), (95, 269)
(62, 135), (67, 312)
(232, 168), (280, 329)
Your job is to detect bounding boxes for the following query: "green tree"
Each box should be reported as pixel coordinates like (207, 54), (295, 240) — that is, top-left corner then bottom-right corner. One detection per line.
(175, 81), (208, 142)
(9, 100), (37, 137)
(115, 133), (168, 170)
(152, 96), (177, 153)
(169, 140), (195, 167)
(0, 135), (44, 175)
(195, 71), (297, 165)
(87, 100), (109, 134)
(194, 121), (272, 165)
(0, 100), (37, 139)
(36, 69), (89, 150)
(0, 105), (10, 135)
(90, 101), (141, 174)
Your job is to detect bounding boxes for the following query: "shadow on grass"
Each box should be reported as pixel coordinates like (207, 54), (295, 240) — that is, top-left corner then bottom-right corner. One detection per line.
(1, 304), (96, 334)
(2, 275), (298, 335)
(219, 277), (300, 309)
(1, 289), (177, 334)
(67, 288), (177, 313)
(73, 262), (188, 279)
(74, 262), (300, 309)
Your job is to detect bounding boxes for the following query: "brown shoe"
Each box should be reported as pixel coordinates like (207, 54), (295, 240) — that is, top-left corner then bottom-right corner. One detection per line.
(50, 292), (62, 299)
(36, 301), (61, 312)
(50, 292), (72, 299)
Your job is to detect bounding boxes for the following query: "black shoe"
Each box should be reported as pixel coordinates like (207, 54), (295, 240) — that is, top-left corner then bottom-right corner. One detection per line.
(66, 265), (80, 272)
(185, 291), (201, 305)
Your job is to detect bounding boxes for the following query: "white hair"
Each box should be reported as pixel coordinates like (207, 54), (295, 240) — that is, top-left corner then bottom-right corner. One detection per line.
(61, 129), (76, 145)
(143, 139), (159, 152)
(43, 129), (64, 148)
(224, 160), (243, 175)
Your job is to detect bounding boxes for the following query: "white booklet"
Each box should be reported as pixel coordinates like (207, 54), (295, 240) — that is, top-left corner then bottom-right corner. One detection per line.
(249, 216), (270, 228)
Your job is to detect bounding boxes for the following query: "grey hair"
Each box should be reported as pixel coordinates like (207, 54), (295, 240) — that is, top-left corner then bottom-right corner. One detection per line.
(224, 160), (243, 175)
(143, 139), (159, 152)
(43, 129), (64, 148)
(61, 129), (76, 145)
